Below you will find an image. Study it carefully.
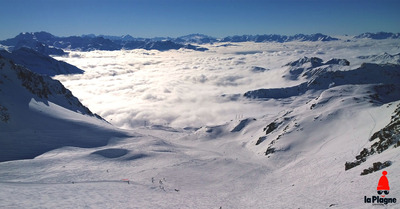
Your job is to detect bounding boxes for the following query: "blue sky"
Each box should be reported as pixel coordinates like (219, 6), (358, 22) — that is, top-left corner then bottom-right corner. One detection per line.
(0, 0), (399, 40)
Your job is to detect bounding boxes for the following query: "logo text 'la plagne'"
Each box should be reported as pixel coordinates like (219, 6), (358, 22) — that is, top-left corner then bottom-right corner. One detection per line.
(364, 171), (397, 205)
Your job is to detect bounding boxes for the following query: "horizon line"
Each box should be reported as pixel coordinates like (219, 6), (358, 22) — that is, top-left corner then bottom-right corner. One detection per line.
(2, 31), (400, 40)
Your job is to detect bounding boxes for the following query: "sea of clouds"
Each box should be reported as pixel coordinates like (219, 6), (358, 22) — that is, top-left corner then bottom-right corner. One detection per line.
(54, 39), (399, 129)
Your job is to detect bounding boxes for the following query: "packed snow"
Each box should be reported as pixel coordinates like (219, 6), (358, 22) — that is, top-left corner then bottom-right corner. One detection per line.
(1, 37), (400, 208)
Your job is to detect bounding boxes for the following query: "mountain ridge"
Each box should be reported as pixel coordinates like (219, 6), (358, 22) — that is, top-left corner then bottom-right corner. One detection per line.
(0, 47), (84, 76)
(0, 32), (209, 53)
(2, 31), (399, 55)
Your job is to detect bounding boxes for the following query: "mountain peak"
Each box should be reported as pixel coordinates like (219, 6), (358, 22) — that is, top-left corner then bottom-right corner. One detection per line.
(285, 57), (323, 68)
(221, 33), (338, 43)
(354, 32), (400, 39)
(16, 31), (56, 41)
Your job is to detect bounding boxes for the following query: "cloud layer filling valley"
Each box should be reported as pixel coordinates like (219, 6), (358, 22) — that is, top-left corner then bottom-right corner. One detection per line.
(54, 40), (399, 129)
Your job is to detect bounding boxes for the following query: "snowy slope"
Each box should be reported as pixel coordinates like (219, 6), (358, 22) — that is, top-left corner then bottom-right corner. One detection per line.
(0, 57), (125, 162)
(0, 100), (398, 208)
(0, 48), (84, 76)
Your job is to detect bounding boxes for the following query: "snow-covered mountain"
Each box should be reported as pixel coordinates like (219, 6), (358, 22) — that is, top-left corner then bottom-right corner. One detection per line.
(174, 34), (218, 44)
(354, 32), (400, 39)
(0, 47), (84, 76)
(357, 52), (400, 65)
(0, 32), (122, 52)
(245, 58), (399, 99)
(0, 32), (209, 52)
(243, 58), (400, 164)
(3, 31), (399, 55)
(54, 36), (122, 51)
(221, 33), (339, 42)
(83, 34), (136, 42)
(88, 33), (217, 44)
(0, 56), (124, 162)
(0, 32), (66, 56)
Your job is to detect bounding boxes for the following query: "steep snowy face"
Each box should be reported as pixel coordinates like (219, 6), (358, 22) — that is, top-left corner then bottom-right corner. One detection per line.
(0, 56), (121, 162)
(0, 57), (99, 118)
(0, 48), (84, 76)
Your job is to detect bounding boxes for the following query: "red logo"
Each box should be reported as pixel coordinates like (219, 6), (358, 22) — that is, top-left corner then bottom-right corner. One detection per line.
(364, 170), (397, 205)
(377, 171), (390, 197)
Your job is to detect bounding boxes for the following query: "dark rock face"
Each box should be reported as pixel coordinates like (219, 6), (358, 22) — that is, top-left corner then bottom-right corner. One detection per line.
(360, 161), (392, 175)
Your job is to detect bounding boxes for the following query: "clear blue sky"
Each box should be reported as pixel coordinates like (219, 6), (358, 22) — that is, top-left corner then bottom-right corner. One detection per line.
(0, 0), (399, 40)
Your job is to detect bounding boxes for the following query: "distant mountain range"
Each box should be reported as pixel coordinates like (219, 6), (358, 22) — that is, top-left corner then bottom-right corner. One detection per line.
(53, 33), (340, 44)
(220, 33), (339, 42)
(83, 32), (400, 44)
(83, 33), (218, 44)
(1, 32), (399, 56)
(354, 32), (400, 39)
(0, 32), (209, 53)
